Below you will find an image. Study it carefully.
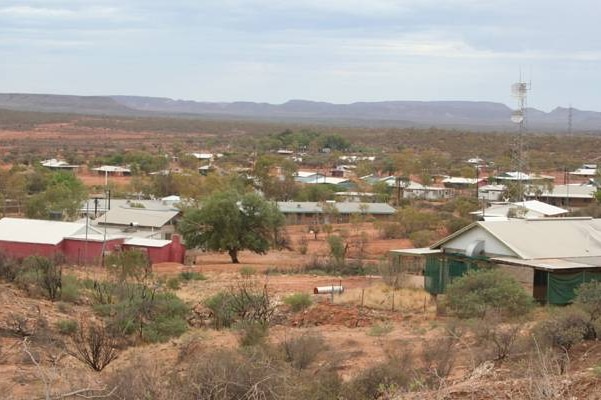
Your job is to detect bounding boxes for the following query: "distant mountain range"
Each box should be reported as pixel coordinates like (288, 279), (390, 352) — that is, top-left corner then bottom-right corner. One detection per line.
(0, 93), (599, 132)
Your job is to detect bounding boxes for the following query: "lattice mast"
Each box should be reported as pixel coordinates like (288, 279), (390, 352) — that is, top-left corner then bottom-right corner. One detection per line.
(510, 77), (530, 201)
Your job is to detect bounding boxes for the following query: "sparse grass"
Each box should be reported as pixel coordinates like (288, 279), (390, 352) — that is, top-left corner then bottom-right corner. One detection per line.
(239, 266), (256, 277)
(336, 283), (433, 313)
(179, 271), (207, 281)
(368, 322), (394, 337)
(56, 319), (78, 335)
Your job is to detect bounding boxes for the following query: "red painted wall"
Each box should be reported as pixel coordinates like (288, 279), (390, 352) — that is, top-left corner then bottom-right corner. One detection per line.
(62, 238), (124, 266)
(0, 240), (60, 260)
(0, 236), (185, 266)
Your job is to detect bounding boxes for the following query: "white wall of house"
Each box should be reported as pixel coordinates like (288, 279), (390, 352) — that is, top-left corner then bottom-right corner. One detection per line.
(440, 226), (517, 258)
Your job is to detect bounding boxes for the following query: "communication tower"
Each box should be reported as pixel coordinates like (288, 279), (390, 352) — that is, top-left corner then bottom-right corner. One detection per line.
(510, 77), (530, 201)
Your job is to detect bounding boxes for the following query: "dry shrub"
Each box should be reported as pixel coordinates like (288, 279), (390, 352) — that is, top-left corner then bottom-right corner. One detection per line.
(422, 336), (457, 385)
(280, 332), (326, 370)
(107, 355), (175, 400)
(177, 348), (292, 400)
(67, 319), (118, 372)
(472, 317), (523, 362)
(342, 351), (413, 400)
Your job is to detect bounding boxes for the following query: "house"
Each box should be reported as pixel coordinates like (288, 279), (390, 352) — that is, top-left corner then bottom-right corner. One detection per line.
(41, 159), (79, 171)
(277, 201), (395, 225)
(478, 184), (506, 202)
(190, 152), (214, 161)
(402, 181), (453, 201)
(441, 176), (486, 189)
(96, 206), (180, 240)
(334, 192), (378, 203)
(470, 200), (568, 220)
(294, 171), (352, 187)
(491, 171), (554, 185)
(570, 164), (597, 180)
(91, 165), (131, 176)
(525, 184), (597, 208)
(389, 217), (601, 304)
(0, 217), (185, 265)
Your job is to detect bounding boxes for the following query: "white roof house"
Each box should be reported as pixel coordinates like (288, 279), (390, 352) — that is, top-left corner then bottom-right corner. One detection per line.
(91, 165), (131, 174)
(570, 167), (597, 177)
(277, 201), (395, 215)
(470, 200), (568, 220)
(0, 218), (101, 245)
(431, 217), (601, 261)
(41, 159), (79, 169)
(97, 207), (180, 229)
(392, 217), (601, 305)
(191, 152), (214, 160)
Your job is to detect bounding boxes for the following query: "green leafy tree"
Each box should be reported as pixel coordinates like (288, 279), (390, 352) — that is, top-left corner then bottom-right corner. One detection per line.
(446, 269), (534, 319)
(25, 171), (87, 220)
(178, 191), (284, 263)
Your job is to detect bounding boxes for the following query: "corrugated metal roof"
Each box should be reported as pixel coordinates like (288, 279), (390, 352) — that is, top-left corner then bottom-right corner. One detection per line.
(81, 199), (179, 213)
(471, 200), (568, 218)
(98, 207), (179, 228)
(0, 218), (88, 245)
(434, 218), (601, 260)
(389, 248), (441, 255)
(125, 237), (171, 248)
(277, 202), (395, 215)
(527, 184), (596, 199)
(491, 257), (601, 271)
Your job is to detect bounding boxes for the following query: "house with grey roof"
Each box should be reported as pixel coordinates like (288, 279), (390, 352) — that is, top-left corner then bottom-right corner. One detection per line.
(277, 201), (395, 225)
(525, 184), (597, 208)
(390, 217), (601, 304)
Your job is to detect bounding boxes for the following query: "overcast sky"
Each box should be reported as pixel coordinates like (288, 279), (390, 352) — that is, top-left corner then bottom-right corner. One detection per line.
(0, 1), (598, 111)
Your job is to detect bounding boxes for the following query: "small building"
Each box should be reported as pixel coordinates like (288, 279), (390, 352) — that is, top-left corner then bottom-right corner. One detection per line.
(442, 176), (486, 189)
(277, 201), (395, 225)
(491, 171), (554, 185)
(403, 181), (453, 201)
(570, 164), (597, 179)
(390, 217), (601, 304)
(470, 200), (568, 220)
(91, 165), (131, 176)
(478, 184), (506, 202)
(525, 184), (596, 208)
(41, 159), (79, 171)
(96, 206), (180, 240)
(0, 218), (185, 265)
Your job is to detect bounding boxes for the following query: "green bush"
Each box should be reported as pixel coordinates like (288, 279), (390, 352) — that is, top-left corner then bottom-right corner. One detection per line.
(166, 277), (180, 290)
(445, 269), (534, 319)
(574, 280), (601, 321)
(56, 319), (78, 335)
(143, 316), (188, 343)
(283, 292), (313, 312)
(408, 229), (437, 248)
(205, 283), (275, 329)
(179, 271), (207, 281)
(60, 275), (80, 303)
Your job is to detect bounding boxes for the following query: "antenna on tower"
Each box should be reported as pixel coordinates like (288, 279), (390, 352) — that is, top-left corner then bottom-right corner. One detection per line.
(510, 74), (531, 201)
